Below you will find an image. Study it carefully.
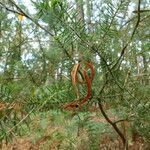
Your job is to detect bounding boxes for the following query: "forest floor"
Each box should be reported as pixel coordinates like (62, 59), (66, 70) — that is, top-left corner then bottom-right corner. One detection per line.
(1, 132), (148, 150)
(1, 111), (149, 150)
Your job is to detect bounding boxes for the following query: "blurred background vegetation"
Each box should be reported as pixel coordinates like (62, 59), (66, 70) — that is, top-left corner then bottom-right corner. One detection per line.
(0, 0), (150, 149)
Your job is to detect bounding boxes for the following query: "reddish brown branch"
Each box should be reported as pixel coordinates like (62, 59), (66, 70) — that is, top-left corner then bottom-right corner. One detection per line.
(98, 101), (128, 150)
(114, 119), (128, 125)
(112, 0), (141, 69)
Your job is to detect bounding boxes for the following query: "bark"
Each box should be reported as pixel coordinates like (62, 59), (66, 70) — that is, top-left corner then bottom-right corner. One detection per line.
(75, 0), (85, 61)
(142, 55), (149, 85)
(75, 0), (85, 25)
(3, 23), (22, 82)
(85, 0), (92, 32)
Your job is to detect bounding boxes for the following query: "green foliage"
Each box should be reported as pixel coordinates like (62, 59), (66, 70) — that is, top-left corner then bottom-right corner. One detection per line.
(0, 0), (150, 148)
(30, 81), (74, 110)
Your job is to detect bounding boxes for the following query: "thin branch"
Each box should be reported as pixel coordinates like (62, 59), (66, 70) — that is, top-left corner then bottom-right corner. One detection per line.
(4, 90), (63, 135)
(112, 0), (141, 69)
(2, 0), (73, 60)
(100, 1), (124, 42)
(96, 81), (128, 148)
(0, 2), (22, 15)
(8, 0), (54, 37)
(114, 119), (128, 125)
(98, 100), (128, 150)
(132, 9), (150, 13)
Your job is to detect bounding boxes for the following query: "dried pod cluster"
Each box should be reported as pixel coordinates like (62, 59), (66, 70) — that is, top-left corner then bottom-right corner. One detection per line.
(64, 61), (95, 110)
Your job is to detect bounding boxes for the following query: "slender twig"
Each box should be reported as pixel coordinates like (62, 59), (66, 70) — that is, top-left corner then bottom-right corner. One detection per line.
(0, 2), (22, 15)
(112, 0), (141, 69)
(8, 0), (54, 37)
(98, 100), (128, 150)
(96, 82), (128, 149)
(114, 119), (128, 124)
(1, 1), (74, 62)
(132, 9), (150, 13)
(2, 89), (67, 136)
(99, 1), (124, 44)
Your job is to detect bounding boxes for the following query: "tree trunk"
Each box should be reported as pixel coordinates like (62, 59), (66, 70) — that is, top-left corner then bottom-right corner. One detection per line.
(3, 22), (22, 82)
(75, 0), (85, 61)
(85, 0), (92, 32)
(75, 0), (85, 25)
